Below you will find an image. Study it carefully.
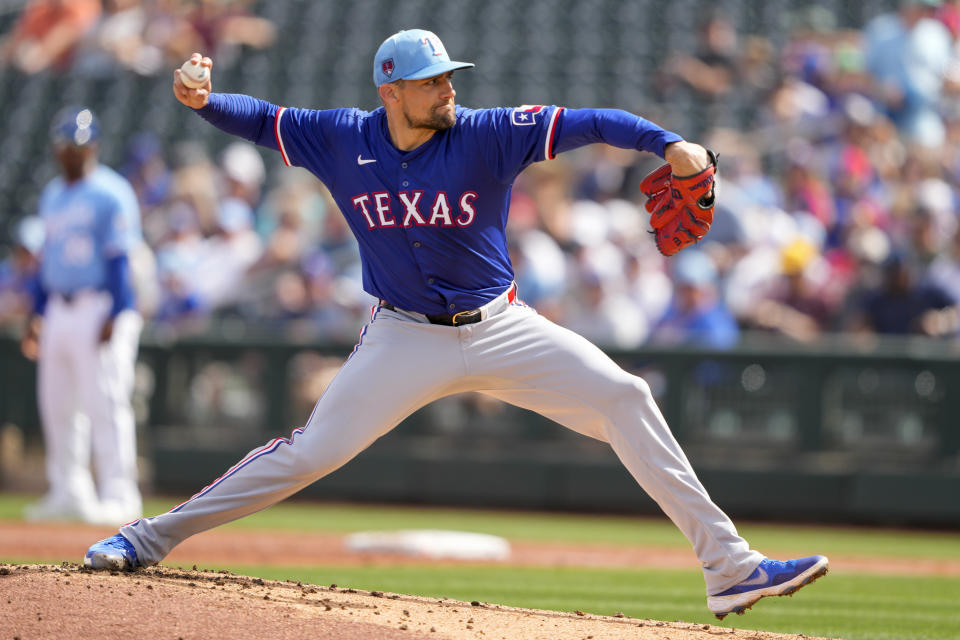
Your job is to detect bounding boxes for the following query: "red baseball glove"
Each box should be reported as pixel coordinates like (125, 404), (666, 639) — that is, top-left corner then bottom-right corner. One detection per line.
(640, 149), (718, 256)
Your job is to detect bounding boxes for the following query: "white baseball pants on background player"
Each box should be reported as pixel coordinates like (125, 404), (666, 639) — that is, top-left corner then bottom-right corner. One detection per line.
(122, 291), (762, 594)
(35, 291), (143, 524)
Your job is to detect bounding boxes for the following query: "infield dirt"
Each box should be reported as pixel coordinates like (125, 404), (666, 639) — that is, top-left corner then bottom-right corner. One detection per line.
(1, 562), (834, 640)
(3, 517), (954, 639)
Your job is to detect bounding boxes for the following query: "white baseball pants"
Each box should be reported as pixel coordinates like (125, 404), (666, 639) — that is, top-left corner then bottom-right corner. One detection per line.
(122, 300), (762, 594)
(38, 291), (142, 522)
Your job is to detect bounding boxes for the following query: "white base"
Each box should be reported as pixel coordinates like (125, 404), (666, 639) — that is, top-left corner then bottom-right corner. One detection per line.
(345, 529), (511, 561)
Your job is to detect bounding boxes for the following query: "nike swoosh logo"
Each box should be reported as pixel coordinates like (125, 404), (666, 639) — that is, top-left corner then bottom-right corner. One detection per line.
(738, 566), (769, 587)
(357, 155), (377, 165)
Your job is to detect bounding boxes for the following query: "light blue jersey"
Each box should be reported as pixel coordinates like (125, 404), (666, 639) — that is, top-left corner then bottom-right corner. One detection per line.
(38, 165), (141, 295)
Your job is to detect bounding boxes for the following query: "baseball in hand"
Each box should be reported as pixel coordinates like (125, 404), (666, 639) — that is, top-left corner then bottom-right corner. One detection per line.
(179, 59), (209, 89)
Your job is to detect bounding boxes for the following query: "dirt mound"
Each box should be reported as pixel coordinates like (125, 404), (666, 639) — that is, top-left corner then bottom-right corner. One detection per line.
(0, 563), (831, 640)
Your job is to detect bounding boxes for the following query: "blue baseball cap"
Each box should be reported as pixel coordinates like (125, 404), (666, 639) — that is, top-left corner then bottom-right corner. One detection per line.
(50, 106), (100, 147)
(673, 249), (717, 287)
(373, 29), (474, 87)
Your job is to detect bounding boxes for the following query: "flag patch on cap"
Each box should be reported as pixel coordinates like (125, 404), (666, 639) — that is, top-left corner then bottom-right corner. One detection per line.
(382, 59), (394, 78)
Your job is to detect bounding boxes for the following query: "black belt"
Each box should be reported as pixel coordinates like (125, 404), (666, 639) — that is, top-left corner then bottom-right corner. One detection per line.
(380, 284), (518, 326)
(379, 302), (482, 326)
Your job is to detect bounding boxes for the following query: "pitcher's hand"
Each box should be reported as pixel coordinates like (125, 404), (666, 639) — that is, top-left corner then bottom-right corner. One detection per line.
(173, 53), (213, 109)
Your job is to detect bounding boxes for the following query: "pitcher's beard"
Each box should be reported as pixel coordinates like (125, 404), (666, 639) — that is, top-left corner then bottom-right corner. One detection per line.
(404, 104), (455, 131)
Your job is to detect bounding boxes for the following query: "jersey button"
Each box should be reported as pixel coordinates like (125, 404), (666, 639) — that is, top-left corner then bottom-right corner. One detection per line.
(448, 304), (456, 310)
(402, 180), (409, 187)
(401, 162), (408, 168)
(413, 241), (421, 248)
(427, 278), (435, 284)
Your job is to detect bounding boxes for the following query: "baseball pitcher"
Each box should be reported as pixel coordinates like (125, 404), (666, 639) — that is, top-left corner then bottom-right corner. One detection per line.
(85, 30), (827, 618)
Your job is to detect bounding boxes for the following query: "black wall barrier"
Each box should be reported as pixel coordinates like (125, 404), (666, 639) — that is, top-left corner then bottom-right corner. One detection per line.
(4, 331), (959, 525)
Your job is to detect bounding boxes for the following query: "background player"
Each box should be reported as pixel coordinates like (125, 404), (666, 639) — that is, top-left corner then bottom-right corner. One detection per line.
(22, 106), (144, 526)
(85, 30), (828, 618)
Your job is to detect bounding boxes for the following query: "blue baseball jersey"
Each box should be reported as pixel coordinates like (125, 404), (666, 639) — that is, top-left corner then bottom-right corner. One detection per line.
(198, 94), (681, 315)
(38, 165), (141, 295)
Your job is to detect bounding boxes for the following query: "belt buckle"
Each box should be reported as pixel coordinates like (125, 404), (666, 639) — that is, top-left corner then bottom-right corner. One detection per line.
(450, 309), (479, 326)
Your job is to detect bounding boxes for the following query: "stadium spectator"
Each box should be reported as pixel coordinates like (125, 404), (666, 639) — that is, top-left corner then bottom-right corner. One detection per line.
(664, 15), (740, 131)
(183, 0), (276, 65)
(72, 0), (158, 77)
(314, 189), (362, 284)
(300, 251), (365, 342)
(782, 145), (836, 230)
(190, 197), (263, 312)
(741, 239), (833, 342)
(120, 132), (173, 228)
(623, 250), (672, 338)
(0, 0), (100, 74)
(152, 200), (208, 332)
(847, 251), (957, 336)
(906, 205), (950, 269)
(824, 119), (890, 251)
(506, 227), (567, 311)
(167, 141), (220, 236)
(219, 141), (265, 208)
(649, 250), (739, 349)
(247, 201), (310, 277)
(926, 225), (960, 304)
(560, 267), (648, 349)
(863, 0), (953, 148)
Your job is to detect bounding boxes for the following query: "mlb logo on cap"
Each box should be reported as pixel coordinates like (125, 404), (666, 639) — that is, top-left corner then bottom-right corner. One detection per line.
(373, 29), (474, 86)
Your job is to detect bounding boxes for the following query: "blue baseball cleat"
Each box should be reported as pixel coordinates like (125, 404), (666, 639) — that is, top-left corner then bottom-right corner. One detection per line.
(707, 555), (829, 619)
(84, 534), (139, 570)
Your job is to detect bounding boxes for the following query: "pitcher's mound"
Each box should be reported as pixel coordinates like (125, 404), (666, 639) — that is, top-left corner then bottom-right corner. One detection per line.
(0, 563), (831, 640)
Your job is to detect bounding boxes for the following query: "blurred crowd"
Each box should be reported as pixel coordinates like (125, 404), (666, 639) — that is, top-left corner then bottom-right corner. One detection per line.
(5, 0), (960, 349)
(509, 0), (960, 348)
(0, 0), (275, 77)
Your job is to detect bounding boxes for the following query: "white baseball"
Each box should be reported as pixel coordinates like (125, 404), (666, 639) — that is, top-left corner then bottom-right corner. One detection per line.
(179, 59), (209, 89)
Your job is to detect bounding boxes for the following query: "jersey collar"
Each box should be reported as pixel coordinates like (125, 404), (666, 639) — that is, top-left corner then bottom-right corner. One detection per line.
(375, 106), (456, 161)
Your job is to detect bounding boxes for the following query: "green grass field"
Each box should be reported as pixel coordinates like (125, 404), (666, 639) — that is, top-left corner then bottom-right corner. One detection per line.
(2, 494), (958, 640)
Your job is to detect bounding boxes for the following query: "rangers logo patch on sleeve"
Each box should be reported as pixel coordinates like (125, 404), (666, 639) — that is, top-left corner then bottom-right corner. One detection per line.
(511, 105), (544, 126)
